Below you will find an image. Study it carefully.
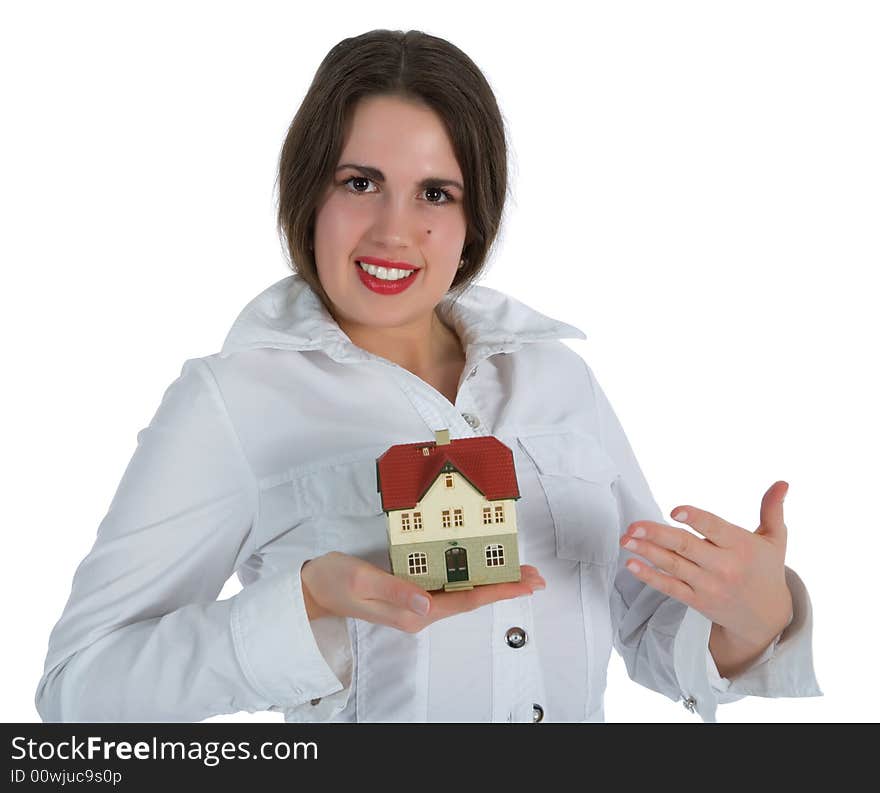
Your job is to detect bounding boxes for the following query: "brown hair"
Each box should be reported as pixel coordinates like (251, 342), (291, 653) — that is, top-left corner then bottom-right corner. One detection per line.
(275, 29), (510, 311)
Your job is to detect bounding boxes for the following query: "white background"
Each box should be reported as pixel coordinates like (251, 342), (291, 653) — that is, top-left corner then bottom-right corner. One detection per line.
(2, 1), (876, 723)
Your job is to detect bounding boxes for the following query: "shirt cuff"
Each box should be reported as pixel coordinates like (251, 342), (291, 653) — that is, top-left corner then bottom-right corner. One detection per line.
(706, 615), (790, 693)
(230, 560), (353, 719)
(674, 564), (824, 722)
(287, 613), (354, 722)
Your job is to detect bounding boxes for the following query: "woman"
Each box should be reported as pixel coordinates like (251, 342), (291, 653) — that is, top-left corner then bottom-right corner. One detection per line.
(35, 29), (821, 723)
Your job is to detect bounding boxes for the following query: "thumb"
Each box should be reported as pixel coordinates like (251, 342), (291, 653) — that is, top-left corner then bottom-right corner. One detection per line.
(379, 574), (432, 616)
(756, 480), (789, 547)
(406, 588), (432, 616)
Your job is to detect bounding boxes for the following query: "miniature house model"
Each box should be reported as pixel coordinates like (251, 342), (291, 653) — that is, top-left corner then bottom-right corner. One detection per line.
(376, 429), (522, 592)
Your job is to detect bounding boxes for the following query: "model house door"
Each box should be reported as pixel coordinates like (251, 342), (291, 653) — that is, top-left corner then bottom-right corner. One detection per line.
(445, 547), (468, 582)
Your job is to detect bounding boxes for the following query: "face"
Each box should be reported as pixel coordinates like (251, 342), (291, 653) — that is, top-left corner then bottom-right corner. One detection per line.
(312, 94), (468, 333)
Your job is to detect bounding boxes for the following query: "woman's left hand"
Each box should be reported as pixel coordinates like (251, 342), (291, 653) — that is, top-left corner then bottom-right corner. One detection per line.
(619, 480), (794, 648)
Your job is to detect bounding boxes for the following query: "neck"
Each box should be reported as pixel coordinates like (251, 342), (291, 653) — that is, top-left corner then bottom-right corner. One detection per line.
(333, 307), (464, 377)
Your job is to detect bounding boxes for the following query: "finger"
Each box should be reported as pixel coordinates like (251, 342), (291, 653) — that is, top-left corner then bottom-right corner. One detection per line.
(361, 574), (539, 630)
(755, 480), (788, 548)
(354, 595), (431, 633)
(427, 570), (545, 620)
(428, 566), (545, 614)
(348, 562), (433, 619)
(622, 521), (723, 571)
(429, 578), (538, 620)
(620, 530), (713, 590)
(668, 504), (739, 548)
(360, 565), (544, 626)
(624, 557), (697, 608)
(518, 565), (546, 589)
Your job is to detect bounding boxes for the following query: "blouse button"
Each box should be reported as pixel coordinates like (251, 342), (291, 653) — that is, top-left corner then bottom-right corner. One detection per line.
(532, 703), (544, 723)
(505, 626), (527, 648)
(310, 698), (322, 706)
(682, 696), (696, 713)
(462, 412), (481, 429)
(467, 367), (478, 379)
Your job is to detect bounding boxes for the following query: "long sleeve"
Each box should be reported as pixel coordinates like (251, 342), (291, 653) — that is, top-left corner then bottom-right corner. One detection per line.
(583, 360), (823, 722)
(34, 357), (352, 722)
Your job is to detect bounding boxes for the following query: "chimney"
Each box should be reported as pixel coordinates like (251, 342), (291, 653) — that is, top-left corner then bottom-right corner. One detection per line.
(434, 428), (450, 446)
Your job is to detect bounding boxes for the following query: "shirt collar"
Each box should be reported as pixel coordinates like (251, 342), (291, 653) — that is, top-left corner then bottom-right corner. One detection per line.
(219, 273), (586, 364)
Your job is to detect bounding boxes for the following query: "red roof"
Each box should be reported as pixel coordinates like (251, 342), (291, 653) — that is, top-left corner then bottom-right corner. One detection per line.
(376, 435), (520, 513)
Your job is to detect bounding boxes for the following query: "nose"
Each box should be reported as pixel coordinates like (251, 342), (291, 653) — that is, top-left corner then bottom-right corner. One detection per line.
(367, 191), (418, 251)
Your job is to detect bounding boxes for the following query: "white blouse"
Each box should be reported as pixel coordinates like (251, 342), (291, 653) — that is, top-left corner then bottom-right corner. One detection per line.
(35, 274), (823, 723)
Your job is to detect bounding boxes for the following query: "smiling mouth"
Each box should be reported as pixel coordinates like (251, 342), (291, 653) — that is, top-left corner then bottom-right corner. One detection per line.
(354, 259), (420, 295)
(355, 260), (418, 281)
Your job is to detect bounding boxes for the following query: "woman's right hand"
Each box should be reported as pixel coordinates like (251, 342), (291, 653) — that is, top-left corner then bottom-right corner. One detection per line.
(300, 551), (546, 632)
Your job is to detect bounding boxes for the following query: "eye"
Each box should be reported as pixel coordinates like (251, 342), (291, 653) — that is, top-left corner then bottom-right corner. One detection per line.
(424, 186), (455, 205)
(340, 176), (455, 205)
(342, 176), (378, 195)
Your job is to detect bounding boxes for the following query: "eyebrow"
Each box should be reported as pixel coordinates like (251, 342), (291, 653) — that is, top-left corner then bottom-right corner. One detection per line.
(335, 163), (464, 191)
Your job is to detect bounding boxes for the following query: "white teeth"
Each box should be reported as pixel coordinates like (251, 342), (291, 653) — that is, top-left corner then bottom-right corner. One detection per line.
(357, 261), (415, 280)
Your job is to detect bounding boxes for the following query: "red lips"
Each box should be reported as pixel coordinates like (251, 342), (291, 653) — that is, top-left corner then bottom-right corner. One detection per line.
(355, 258), (420, 295)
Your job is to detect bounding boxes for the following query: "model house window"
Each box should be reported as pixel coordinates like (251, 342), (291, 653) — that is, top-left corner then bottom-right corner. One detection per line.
(453, 508), (463, 527)
(483, 506), (492, 525)
(494, 504), (505, 523)
(413, 512), (422, 530)
(401, 513), (411, 532)
(486, 544), (505, 567)
(441, 509), (451, 528)
(408, 552), (428, 575)
(445, 473), (454, 488)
